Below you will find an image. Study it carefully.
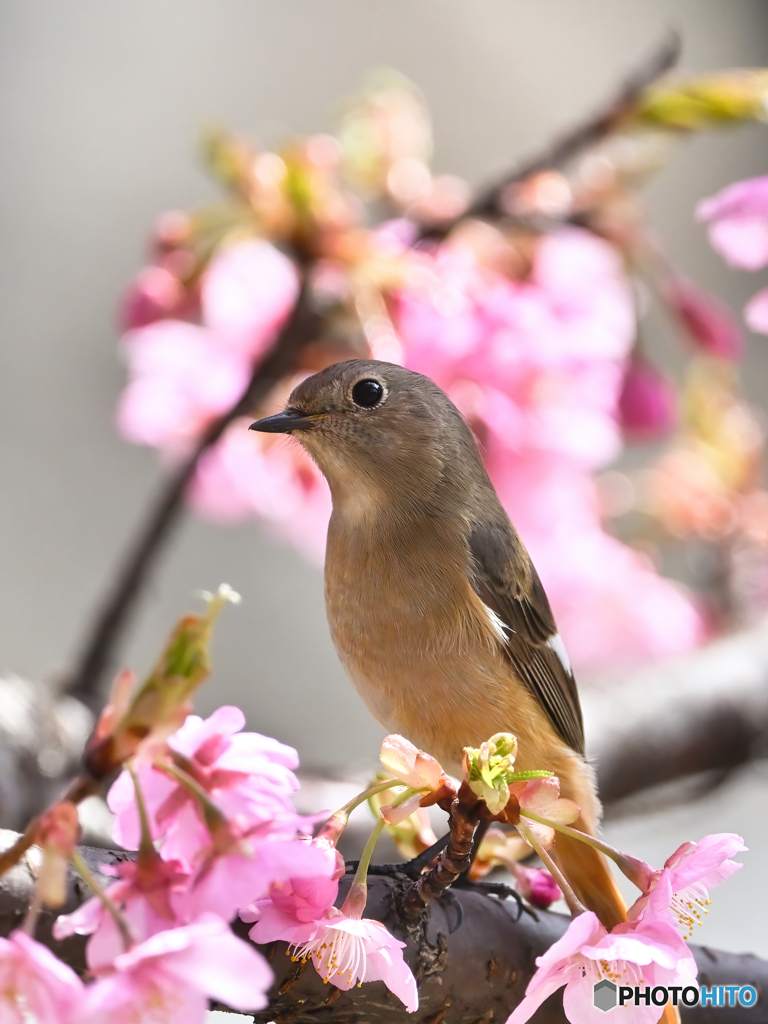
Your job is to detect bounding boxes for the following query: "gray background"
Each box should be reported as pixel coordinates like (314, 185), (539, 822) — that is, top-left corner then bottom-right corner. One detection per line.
(1, 0), (767, 958)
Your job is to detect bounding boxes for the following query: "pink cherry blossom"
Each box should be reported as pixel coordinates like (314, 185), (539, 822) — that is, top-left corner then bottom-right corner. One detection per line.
(53, 856), (191, 970)
(243, 840), (343, 946)
(109, 705), (301, 856)
(295, 909), (418, 1011)
(379, 734), (447, 791)
(618, 354), (677, 440)
(247, 873), (417, 1011)
(117, 239), (299, 454)
(0, 930), (84, 1024)
(106, 706), (337, 920)
(697, 175), (768, 270)
(80, 914), (273, 1024)
(510, 776), (579, 849)
(664, 277), (744, 359)
(506, 910), (696, 1024)
(628, 833), (746, 940)
(174, 836), (337, 924)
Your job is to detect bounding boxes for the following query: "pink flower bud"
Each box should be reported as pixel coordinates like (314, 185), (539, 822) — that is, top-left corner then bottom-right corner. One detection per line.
(152, 210), (194, 252)
(119, 265), (185, 330)
(36, 800), (79, 857)
(617, 354), (677, 441)
(665, 277), (744, 359)
(513, 864), (562, 909)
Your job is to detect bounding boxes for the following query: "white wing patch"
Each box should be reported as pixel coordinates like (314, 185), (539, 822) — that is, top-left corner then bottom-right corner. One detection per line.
(482, 601), (511, 643)
(546, 632), (572, 675)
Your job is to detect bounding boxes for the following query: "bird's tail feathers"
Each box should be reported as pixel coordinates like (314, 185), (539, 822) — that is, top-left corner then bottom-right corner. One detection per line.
(553, 830), (627, 929)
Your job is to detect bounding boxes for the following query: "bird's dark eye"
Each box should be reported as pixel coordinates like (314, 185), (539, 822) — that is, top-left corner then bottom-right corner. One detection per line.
(351, 379), (384, 408)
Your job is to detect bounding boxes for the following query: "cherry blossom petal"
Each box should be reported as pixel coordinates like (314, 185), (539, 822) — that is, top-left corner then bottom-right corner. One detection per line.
(298, 913), (418, 1012)
(0, 931), (84, 1024)
(80, 970), (207, 1024)
(380, 734), (444, 790)
(698, 176), (768, 270)
(202, 239), (299, 358)
(745, 286), (768, 335)
(112, 914), (272, 1010)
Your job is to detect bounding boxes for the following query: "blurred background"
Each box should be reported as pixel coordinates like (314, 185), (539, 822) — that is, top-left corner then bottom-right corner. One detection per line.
(1, 0), (768, 962)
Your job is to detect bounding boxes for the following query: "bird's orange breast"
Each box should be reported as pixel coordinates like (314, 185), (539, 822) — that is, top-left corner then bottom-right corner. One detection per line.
(324, 508), (582, 788)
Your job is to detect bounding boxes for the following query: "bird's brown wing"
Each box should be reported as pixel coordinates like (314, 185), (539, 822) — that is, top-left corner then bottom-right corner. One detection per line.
(468, 521), (585, 755)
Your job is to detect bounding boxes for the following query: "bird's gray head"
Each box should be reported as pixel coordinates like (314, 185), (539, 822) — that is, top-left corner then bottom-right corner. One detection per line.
(249, 360), (483, 511)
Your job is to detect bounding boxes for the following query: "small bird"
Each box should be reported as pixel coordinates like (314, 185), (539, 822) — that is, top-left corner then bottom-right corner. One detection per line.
(250, 359), (626, 930)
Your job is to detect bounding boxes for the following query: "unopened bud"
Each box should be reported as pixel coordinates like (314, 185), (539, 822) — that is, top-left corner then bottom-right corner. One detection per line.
(35, 801), (80, 908)
(84, 586), (239, 778)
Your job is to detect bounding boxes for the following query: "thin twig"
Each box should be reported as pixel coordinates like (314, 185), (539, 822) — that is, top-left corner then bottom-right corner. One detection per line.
(63, 279), (322, 709)
(420, 30), (681, 240)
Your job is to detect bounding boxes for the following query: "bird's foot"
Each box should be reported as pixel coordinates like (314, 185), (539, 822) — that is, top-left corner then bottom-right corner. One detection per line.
(437, 888), (464, 932)
(450, 875), (534, 920)
(345, 833), (451, 881)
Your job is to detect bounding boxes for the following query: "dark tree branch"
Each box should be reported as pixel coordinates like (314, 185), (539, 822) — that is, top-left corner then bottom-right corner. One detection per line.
(63, 279), (322, 710)
(586, 613), (768, 809)
(0, 832), (763, 1024)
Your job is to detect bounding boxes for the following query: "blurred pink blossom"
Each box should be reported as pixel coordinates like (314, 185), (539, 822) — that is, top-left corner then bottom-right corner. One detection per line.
(618, 354), (677, 440)
(188, 416), (331, 563)
(395, 229), (705, 668)
(697, 175), (768, 270)
(119, 264), (190, 331)
(0, 930), (84, 1024)
(117, 240), (299, 453)
(484, 435), (704, 670)
(745, 286), (768, 335)
(698, 176), (768, 338)
(398, 229), (634, 468)
(664, 276), (744, 359)
(117, 321), (253, 449)
(80, 914), (272, 1024)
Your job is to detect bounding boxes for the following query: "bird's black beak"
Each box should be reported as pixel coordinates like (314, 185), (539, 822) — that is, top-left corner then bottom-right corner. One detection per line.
(249, 408), (314, 434)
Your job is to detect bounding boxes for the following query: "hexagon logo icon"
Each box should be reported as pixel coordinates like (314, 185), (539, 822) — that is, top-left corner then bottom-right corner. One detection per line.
(593, 979), (618, 1012)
